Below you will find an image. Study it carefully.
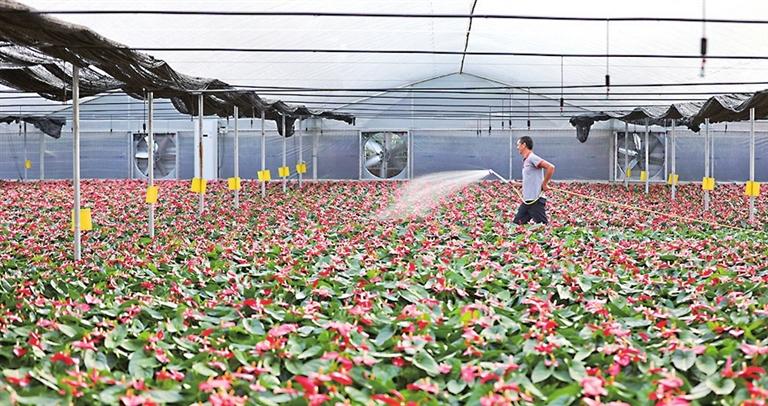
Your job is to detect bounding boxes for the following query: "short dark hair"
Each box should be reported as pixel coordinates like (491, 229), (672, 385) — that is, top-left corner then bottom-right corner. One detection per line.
(518, 136), (533, 150)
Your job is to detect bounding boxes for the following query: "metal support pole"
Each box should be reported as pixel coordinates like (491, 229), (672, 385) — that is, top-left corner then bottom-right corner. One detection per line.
(282, 115), (287, 193)
(645, 119), (650, 194)
(298, 118), (303, 188)
(72, 65), (81, 261)
(197, 94), (205, 214)
(39, 131), (45, 180)
(148, 92), (155, 238)
(261, 110), (266, 198)
(704, 118), (710, 212)
(508, 129), (513, 180)
(234, 106), (240, 208)
(624, 122), (628, 189)
(313, 120), (320, 180)
(23, 122), (27, 181)
(671, 119), (677, 200)
(750, 108), (756, 222)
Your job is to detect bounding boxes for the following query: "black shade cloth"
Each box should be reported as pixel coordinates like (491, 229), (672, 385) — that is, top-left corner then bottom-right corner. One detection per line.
(0, 0), (353, 136)
(0, 115), (66, 138)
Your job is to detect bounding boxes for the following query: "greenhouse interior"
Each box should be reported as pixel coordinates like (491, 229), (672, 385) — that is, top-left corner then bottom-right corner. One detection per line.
(1, 1), (767, 405)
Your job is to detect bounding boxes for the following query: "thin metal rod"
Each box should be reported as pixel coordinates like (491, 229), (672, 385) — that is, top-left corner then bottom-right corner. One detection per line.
(282, 115), (287, 192)
(750, 107), (755, 222)
(39, 129), (45, 180)
(671, 119), (676, 200)
(198, 94), (204, 214)
(23, 122), (27, 181)
(624, 122), (628, 189)
(704, 118), (710, 212)
(313, 120), (320, 180)
(261, 110), (266, 198)
(234, 106), (240, 208)
(644, 119), (649, 194)
(72, 65), (81, 262)
(298, 118), (303, 188)
(148, 91), (155, 238)
(508, 128), (513, 180)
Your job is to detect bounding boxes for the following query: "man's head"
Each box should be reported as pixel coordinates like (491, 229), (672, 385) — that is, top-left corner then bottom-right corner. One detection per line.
(517, 136), (533, 156)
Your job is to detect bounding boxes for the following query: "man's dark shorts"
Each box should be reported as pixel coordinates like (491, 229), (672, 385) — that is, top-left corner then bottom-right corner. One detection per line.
(513, 198), (548, 225)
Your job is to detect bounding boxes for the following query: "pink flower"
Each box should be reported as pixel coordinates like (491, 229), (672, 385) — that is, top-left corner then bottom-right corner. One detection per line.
(741, 343), (768, 356)
(199, 378), (232, 393)
(268, 323), (298, 337)
(581, 376), (607, 397)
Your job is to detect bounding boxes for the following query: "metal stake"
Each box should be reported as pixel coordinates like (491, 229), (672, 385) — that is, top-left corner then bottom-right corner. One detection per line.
(261, 110), (266, 198)
(671, 119), (676, 200)
(72, 65), (81, 261)
(234, 106), (240, 208)
(148, 91), (155, 238)
(750, 108), (756, 222)
(624, 122), (628, 189)
(23, 122), (27, 181)
(704, 118), (710, 212)
(645, 119), (650, 194)
(198, 94), (204, 214)
(298, 118), (303, 188)
(282, 115), (287, 193)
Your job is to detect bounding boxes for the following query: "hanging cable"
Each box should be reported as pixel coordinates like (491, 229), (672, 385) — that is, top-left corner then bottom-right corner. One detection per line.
(701, 0), (708, 77)
(560, 56), (565, 114)
(605, 20), (611, 98)
(527, 90), (532, 129)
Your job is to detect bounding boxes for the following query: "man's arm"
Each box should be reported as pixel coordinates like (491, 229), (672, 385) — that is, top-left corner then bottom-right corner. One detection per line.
(537, 160), (555, 191)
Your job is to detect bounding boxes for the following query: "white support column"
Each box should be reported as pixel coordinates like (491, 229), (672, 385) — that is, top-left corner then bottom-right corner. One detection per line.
(298, 118), (303, 188)
(198, 94), (205, 214)
(750, 108), (756, 222)
(261, 110), (266, 198)
(282, 115), (287, 192)
(234, 106), (240, 208)
(704, 118), (710, 212)
(671, 119), (677, 200)
(72, 65), (81, 261)
(23, 122), (28, 181)
(645, 119), (650, 194)
(39, 131), (45, 180)
(313, 120), (320, 180)
(147, 91), (155, 238)
(508, 129), (513, 180)
(624, 122), (628, 189)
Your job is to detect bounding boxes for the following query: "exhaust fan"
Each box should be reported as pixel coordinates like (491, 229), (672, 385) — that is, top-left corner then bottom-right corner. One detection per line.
(360, 131), (409, 179)
(133, 132), (177, 179)
(616, 131), (665, 181)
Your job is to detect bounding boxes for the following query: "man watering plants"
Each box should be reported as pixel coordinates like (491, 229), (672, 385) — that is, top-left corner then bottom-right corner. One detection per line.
(513, 136), (555, 225)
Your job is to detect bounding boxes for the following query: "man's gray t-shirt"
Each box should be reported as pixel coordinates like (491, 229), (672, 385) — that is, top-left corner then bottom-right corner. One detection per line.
(522, 152), (545, 202)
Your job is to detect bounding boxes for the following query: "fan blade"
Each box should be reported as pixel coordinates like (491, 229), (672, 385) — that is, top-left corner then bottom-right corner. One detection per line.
(365, 139), (384, 155)
(135, 152), (149, 159)
(633, 133), (642, 150)
(365, 156), (381, 168)
(618, 147), (637, 158)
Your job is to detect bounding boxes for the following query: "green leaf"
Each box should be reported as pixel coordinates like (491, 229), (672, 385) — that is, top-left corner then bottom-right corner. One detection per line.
(243, 319), (265, 335)
(531, 360), (552, 383)
(547, 383), (580, 403)
(84, 350), (110, 371)
(706, 376), (735, 395)
(567, 361), (586, 382)
(687, 382), (712, 400)
(14, 395), (62, 406)
(695, 355), (717, 375)
(447, 379), (466, 395)
(297, 345), (322, 360)
(671, 350), (696, 371)
(58, 324), (78, 338)
(147, 390), (184, 403)
(374, 326), (395, 347)
(128, 351), (156, 380)
(193, 362), (219, 377)
(413, 351), (439, 377)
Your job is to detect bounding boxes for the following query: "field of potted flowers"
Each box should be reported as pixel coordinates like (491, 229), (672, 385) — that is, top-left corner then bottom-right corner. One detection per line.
(0, 179), (767, 405)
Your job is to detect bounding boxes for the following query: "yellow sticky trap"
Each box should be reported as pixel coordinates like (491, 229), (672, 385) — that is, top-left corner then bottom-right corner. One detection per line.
(702, 177), (715, 191)
(667, 173), (679, 186)
(296, 162), (307, 174)
(258, 170), (272, 182)
(625, 167), (631, 178)
(745, 181), (761, 197)
(24, 160), (32, 169)
(145, 186), (159, 204)
(190, 178), (207, 194)
(71, 208), (93, 231)
(640, 171), (648, 181)
(278, 166), (290, 178)
(227, 177), (241, 191)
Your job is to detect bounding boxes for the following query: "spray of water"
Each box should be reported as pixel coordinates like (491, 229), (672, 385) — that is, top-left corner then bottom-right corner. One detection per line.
(378, 170), (492, 220)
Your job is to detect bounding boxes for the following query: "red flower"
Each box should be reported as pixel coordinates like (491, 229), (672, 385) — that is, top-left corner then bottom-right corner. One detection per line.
(51, 352), (76, 366)
(581, 376), (607, 397)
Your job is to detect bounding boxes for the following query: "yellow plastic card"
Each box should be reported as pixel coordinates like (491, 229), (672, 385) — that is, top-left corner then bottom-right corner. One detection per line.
(145, 186), (159, 204)
(667, 173), (679, 186)
(227, 177), (241, 191)
(745, 181), (761, 197)
(70, 208), (92, 231)
(625, 167), (631, 178)
(258, 170), (272, 182)
(24, 159), (32, 169)
(190, 178), (207, 194)
(278, 166), (290, 178)
(702, 177), (715, 191)
(639, 171), (648, 181)
(296, 162), (307, 174)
